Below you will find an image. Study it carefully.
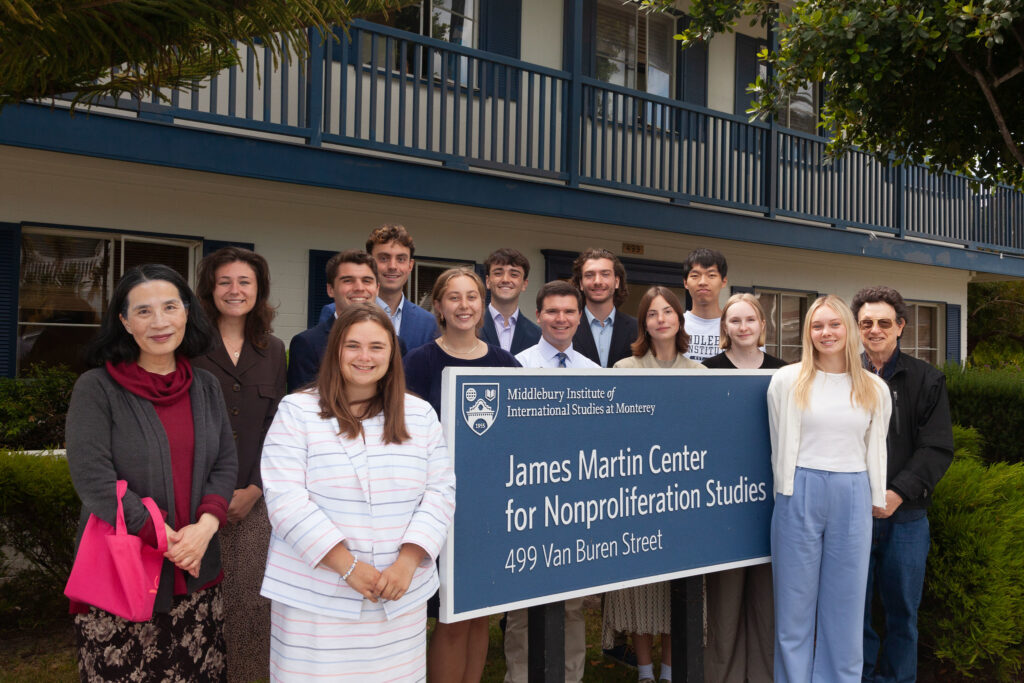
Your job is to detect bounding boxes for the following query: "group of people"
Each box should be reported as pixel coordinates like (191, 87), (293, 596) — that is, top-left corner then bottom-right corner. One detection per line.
(63, 222), (954, 683)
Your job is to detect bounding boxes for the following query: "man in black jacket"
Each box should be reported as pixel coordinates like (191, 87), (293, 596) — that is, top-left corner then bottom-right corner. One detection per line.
(570, 247), (638, 367)
(853, 286), (954, 683)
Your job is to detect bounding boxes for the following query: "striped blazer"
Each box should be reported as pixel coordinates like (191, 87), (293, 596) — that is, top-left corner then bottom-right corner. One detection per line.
(260, 391), (456, 620)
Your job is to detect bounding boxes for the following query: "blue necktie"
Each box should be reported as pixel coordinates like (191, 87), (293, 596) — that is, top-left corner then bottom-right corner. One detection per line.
(556, 352), (568, 368)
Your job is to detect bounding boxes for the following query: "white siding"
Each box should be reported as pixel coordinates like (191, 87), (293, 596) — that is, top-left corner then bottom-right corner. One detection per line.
(0, 145), (969, 358)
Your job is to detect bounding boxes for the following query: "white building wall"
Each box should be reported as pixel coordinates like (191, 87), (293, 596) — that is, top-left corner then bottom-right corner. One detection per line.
(0, 145), (969, 357)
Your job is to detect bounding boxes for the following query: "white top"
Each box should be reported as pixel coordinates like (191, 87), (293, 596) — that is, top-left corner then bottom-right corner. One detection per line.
(683, 311), (721, 361)
(515, 337), (600, 369)
(260, 391), (456, 620)
(796, 371), (871, 472)
(767, 363), (892, 507)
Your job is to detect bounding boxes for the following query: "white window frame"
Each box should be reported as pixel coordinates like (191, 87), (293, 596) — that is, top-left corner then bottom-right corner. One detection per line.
(595, 0), (678, 100)
(901, 300), (943, 366)
(752, 286), (816, 363)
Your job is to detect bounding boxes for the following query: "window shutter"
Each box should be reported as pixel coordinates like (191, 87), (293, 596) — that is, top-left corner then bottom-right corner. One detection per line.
(734, 33), (765, 116)
(480, 0), (522, 59)
(0, 222), (21, 377)
(945, 303), (961, 363)
(308, 249), (336, 329)
(203, 239), (256, 257)
(677, 17), (707, 107)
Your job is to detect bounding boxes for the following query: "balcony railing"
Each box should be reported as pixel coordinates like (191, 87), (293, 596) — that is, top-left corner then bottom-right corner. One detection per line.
(62, 21), (1024, 255)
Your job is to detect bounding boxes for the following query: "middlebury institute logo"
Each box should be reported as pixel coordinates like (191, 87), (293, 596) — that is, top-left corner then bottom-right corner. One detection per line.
(462, 383), (499, 436)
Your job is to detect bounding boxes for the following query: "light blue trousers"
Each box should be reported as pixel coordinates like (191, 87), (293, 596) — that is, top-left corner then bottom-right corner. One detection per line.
(772, 467), (872, 683)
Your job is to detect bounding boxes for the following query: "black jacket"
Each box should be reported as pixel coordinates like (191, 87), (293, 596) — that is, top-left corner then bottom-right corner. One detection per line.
(573, 310), (638, 368)
(866, 351), (954, 511)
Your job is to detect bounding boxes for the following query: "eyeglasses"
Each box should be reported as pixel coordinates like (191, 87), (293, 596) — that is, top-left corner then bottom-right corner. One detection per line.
(858, 318), (896, 331)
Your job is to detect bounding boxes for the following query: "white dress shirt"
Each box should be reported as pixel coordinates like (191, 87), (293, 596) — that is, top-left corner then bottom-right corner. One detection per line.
(489, 303), (519, 352)
(515, 337), (600, 369)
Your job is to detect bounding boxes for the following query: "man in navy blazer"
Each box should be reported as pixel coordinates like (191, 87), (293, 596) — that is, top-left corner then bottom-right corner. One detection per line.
(287, 251), (383, 392)
(366, 223), (439, 351)
(316, 225), (439, 352)
(478, 248), (541, 355)
(570, 247), (638, 367)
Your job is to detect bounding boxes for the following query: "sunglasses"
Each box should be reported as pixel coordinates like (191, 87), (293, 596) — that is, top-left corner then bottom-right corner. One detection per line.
(858, 318), (896, 331)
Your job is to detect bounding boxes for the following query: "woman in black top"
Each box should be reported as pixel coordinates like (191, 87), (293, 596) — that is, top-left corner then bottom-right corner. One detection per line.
(702, 292), (783, 682)
(703, 293), (787, 370)
(402, 266), (519, 682)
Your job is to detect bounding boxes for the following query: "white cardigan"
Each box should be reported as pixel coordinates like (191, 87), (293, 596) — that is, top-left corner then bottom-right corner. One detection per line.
(766, 364), (892, 507)
(260, 391), (455, 620)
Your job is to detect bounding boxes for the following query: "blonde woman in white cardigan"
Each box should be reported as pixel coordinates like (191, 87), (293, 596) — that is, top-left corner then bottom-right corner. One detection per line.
(603, 287), (704, 683)
(767, 295), (891, 683)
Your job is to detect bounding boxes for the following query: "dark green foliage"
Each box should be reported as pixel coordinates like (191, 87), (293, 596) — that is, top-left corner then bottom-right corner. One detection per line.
(0, 451), (79, 589)
(968, 281), (1024, 364)
(0, 365), (76, 450)
(921, 426), (1024, 680)
(944, 364), (1024, 464)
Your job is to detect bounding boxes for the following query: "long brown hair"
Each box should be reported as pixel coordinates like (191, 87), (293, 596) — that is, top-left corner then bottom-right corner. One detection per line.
(316, 304), (409, 444)
(630, 286), (690, 357)
(195, 247), (275, 348)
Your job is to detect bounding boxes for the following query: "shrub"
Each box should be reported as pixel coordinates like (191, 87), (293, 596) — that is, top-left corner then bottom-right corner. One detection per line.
(0, 450), (79, 588)
(920, 426), (1024, 680)
(943, 363), (1024, 465)
(0, 365), (76, 450)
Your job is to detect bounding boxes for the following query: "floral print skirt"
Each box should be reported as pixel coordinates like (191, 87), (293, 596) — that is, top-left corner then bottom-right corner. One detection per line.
(74, 585), (227, 682)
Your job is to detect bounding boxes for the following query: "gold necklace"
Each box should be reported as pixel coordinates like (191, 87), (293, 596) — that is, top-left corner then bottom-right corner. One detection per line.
(438, 337), (481, 356)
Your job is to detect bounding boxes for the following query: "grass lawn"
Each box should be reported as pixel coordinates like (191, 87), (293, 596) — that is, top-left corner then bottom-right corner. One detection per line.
(0, 605), (639, 683)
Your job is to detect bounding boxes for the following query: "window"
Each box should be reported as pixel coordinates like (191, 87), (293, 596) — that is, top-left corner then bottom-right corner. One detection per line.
(365, 1), (477, 48)
(779, 83), (820, 135)
(756, 288), (815, 363)
(17, 227), (196, 375)
(595, 0), (676, 99)
(902, 302), (941, 365)
(408, 256), (476, 310)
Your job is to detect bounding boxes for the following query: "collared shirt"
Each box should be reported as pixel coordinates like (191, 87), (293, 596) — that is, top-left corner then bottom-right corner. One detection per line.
(490, 303), (519, 353)
(585, 307), (616, 368)
(515, 337), (600, 369)
(377, 295), (405, 335)
(863, 347), (901, 381)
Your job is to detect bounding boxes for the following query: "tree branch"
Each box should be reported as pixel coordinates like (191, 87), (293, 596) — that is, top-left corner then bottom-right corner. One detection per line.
(954, 51), (1024, 168)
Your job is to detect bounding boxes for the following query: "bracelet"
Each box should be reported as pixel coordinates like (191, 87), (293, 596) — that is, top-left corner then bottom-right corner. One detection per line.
(341, 559), (358, 582)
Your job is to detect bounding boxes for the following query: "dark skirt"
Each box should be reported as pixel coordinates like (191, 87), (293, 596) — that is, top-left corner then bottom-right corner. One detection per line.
(220, 498), (272, 683)
(74, 584), (227, 683)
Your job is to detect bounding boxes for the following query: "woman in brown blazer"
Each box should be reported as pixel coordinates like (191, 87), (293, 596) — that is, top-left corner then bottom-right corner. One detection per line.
(193, 247), (286, 683)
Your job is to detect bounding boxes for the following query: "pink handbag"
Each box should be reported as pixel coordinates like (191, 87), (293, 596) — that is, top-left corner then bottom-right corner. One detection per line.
(65, 479), (168, 621)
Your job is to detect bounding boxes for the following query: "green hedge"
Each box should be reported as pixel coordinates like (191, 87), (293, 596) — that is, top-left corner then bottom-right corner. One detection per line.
(920, 425), (1024, 680)
(943, 364), (1024, 465)
(0, 365), (76, 450)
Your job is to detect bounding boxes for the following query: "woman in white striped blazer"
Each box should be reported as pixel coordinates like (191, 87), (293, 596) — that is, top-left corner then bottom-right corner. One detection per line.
(261, 304), (456, 682)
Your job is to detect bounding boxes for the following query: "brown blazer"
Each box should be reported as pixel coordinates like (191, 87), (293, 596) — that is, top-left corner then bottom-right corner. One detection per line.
(192, 334), (286, 490)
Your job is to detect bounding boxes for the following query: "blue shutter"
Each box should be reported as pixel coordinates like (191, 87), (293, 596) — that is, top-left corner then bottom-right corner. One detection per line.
(308, 249), (336, 329)
(480, 0), (523, 100)
(945, 303), (961, 363)
(203, 239), (255, 257)
(677, 17), (708, 107)
(0, 223), (21, 377)
(734, 33), (766, 116)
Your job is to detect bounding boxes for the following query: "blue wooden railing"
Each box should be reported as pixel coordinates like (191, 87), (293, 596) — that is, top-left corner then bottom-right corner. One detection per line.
(84, 21), (1024, 256)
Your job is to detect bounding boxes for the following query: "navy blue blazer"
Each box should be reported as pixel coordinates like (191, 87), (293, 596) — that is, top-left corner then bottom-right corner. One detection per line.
(288, 317), (406, 392)
(287, 318), (332, 393)
(398, 299), (440, 352)
(572, 310), (639, 368)
(319, 298), (438, 352)
(478, 310), (542, 356)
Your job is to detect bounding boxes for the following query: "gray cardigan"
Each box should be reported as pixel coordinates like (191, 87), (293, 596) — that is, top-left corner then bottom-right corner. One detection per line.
(66, 365), (238, 613)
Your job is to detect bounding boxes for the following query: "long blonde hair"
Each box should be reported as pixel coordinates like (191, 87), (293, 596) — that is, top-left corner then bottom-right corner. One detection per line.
(793, 295), (878, 413)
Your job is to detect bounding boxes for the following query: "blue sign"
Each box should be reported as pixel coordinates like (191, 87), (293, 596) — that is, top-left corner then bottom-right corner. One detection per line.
(438, 368), (775, 623)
